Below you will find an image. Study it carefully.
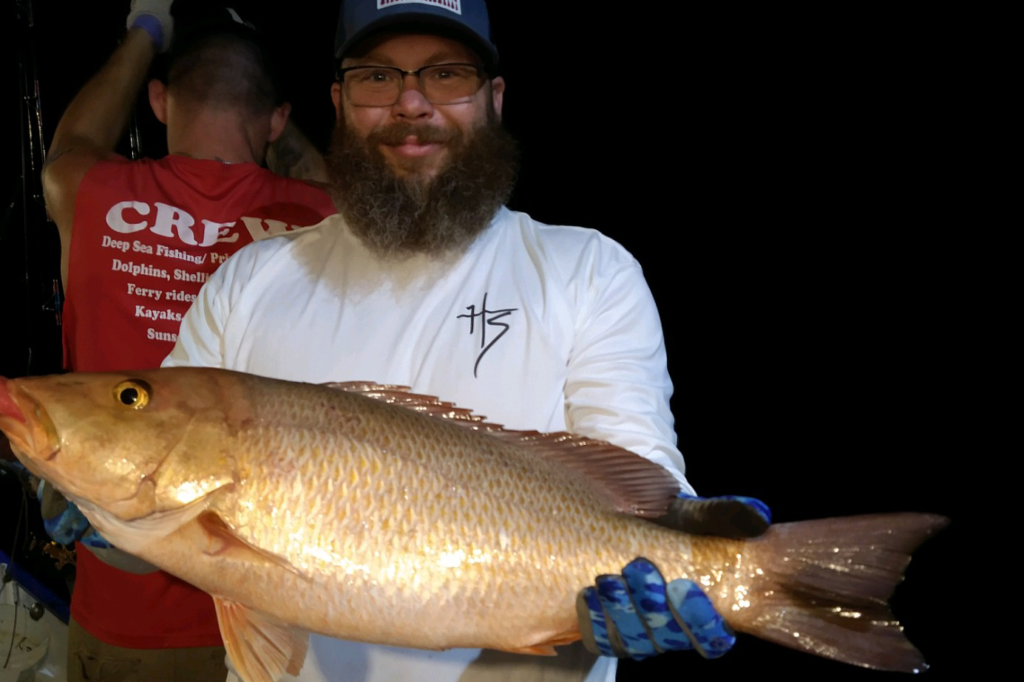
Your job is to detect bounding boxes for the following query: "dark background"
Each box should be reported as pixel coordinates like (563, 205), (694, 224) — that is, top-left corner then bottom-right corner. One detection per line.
(1, 1), (966, 680)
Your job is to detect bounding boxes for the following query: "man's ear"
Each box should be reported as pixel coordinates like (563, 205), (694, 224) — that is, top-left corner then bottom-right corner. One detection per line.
(490, 77), (505, 120)
(268, 102), (292, 142)
(331, 82), (343, 121)
(148, 80), (169, 124)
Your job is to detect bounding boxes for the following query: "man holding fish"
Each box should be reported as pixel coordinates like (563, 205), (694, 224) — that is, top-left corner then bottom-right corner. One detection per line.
(163, 1), (747, 680)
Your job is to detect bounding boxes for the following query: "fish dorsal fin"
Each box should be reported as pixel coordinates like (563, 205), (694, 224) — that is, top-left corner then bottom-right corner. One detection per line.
(322, 382), (495, 425)
(215, 598), (309, 682)
(322, 382), (680, 517)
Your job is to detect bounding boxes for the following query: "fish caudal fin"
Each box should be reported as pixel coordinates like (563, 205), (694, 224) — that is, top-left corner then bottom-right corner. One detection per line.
(215, 598), (309, 682)
(739, 513), (948, 672)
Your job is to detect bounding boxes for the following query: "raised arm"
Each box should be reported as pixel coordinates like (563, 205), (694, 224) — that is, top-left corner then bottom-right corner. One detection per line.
(35, 3), (173, 572)
(42, 1), (173, 282)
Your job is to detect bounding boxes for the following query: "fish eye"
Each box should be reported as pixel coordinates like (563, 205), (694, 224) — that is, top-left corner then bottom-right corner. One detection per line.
(113, 380), (151, 410)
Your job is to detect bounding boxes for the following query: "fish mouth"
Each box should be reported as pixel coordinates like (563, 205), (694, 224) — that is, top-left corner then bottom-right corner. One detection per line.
(0, 377), (60, 468)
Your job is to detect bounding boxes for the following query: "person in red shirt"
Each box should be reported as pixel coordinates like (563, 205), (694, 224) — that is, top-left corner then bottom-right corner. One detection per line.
(39, 2), (335, 680)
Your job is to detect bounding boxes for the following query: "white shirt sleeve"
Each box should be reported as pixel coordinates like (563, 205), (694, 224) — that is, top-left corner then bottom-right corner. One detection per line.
(562, 256), (694, 494)
(161, 247), (244, 370)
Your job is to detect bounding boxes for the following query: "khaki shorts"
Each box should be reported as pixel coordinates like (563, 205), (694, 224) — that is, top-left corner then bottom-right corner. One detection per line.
(67, 617), (227, 682)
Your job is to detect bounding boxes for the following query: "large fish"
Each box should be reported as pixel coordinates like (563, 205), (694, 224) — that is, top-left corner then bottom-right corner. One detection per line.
(0, 368), (946, 682)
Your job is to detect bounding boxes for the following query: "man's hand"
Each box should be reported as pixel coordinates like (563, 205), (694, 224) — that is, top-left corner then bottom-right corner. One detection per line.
(577, 494), (771, 660)
(37, 479), (95, 546)
(655, 493), (771, 539)
(126, 0), (174, 52)
(37, 479), (160, 573)
(578, 559), (734, 659)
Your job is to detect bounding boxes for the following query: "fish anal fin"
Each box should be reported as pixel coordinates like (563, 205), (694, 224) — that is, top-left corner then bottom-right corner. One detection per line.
(324, 382), (680, 517)
(496, 632), (581, 656)
(199, 512), (310, 580)
(499, 645), (559, 656)
(215, 598), (309, 682)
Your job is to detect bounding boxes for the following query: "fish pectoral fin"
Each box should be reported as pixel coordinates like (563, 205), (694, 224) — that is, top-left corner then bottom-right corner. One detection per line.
(215, 598), (310, 682)
(72, 495), (209, 554)
(198, 511), (310, 580)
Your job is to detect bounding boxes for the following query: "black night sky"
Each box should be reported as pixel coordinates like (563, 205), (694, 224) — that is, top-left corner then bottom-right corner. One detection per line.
(1, 2), (966, 680)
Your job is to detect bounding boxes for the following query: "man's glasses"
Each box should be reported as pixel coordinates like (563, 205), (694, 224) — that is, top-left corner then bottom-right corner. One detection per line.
(337, 63), (486, 107)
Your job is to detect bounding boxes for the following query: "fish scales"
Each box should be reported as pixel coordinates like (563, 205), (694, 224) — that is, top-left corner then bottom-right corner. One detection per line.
(0, 368), (947, 679)
(195, 377), (705, 649)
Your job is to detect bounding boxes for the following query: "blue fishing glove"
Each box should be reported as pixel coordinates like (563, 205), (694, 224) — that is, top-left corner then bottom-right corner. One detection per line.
(577, 493), (771, 660)
(37, 479), (111, 549)
(654, 493), (771, 539)
(579, 559), (734, 659)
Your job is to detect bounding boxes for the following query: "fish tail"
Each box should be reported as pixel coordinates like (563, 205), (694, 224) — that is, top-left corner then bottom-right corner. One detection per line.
(738, 512), (947, 672)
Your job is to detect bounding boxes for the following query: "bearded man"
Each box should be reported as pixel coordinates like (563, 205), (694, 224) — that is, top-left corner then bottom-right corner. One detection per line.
(166, 1), (758, 681)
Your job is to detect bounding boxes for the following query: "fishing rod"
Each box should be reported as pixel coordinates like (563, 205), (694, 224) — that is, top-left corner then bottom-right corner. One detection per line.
(4, 0), (60, 379)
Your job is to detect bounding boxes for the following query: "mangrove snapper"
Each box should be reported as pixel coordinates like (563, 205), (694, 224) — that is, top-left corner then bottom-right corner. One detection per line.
(0, 369), (946, 682)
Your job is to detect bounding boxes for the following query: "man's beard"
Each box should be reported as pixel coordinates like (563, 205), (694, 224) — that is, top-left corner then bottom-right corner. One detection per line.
(325, 111), (519, 259)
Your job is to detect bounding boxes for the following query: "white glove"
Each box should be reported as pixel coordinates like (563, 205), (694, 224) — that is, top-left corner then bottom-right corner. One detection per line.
(126, 0), (174, 53)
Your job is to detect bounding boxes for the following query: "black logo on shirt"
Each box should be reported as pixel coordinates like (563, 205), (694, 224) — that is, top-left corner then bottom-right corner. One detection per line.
(457, 292), (517, 378)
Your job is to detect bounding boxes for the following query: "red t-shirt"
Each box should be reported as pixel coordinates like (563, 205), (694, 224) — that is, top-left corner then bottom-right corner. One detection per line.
(64, 155), (336, 648)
